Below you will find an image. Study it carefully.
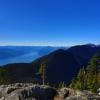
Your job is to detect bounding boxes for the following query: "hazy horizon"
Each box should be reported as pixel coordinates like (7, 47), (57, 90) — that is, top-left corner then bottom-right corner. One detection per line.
(0, 43), (99, 47)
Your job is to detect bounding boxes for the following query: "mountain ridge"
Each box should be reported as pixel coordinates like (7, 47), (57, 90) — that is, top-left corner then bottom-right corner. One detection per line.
(0, 44), (100, 85)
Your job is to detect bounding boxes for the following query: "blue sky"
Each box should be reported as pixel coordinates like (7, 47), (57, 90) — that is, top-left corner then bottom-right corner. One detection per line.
(0, 0), (100, 46)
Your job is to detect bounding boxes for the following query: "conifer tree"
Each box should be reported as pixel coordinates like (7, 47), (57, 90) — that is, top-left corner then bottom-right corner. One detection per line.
(70, 67), (86, 90)
(58, 81), (66, 88)
(69, 54), (100, 92)
(38, 62), (47, 85)
(86, 55), (100, 92)
(76, 67), (86, 90)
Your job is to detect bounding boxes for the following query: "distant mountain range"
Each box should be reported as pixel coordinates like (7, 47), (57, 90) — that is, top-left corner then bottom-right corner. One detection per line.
(0, 46), (66, 65)
(0, 44), (100, 85)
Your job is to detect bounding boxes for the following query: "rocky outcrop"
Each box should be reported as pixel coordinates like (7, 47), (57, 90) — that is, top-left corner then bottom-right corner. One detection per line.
(0, 83), (58, 100)
(58, 88), (100, 100)
(0, 84), (100, 100)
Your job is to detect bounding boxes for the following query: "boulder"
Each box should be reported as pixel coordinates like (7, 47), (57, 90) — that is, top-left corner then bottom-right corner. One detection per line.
(59, 88), (100, 100)
(0, 83), (58, 100)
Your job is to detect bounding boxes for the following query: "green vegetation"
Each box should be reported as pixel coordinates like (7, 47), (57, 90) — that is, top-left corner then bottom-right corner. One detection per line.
(69, 67), (86, 90)
(69, 55), (100, 92)
(0, 68), (11, 84)
(58, 81), (66, 88)
(86, 55), (100, 92)
(0, 52), (99, 94)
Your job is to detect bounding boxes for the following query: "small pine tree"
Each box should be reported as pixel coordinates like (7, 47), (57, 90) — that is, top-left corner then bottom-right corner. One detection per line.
(76, 67), (86, 90)
(37, 62), (47, 85)
(86, 55), (100, 92)
(69, 67), (86, 90)
(69, 78), (76, 89)
(58, 81), (66, 88)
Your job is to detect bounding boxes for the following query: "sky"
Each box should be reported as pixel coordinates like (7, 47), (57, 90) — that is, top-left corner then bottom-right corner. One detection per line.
(0, 0), (100, 46)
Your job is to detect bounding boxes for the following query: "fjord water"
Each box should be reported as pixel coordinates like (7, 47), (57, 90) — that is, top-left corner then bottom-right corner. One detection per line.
(0, 46), (59, 66)
(0, 52), (39, 65)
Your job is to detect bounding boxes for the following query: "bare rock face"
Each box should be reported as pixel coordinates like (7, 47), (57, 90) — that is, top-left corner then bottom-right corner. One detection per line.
(0, 84), (100, 100)
(59, 88), (100, 100)
(0, 83), (58, 100)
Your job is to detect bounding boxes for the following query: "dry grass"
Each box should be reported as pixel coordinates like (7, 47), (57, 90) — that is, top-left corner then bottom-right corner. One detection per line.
(54, 95), (64, 100)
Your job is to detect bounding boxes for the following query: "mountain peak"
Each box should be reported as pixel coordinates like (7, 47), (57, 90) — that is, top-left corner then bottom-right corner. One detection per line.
(85, 43), (96, 47)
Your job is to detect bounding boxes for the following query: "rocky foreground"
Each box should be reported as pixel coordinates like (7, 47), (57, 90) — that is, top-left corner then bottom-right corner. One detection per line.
(0, 83), (100, 100)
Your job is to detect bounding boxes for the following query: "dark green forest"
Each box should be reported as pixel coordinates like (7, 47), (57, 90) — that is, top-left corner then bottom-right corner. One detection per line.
(69, 55), (100, 92)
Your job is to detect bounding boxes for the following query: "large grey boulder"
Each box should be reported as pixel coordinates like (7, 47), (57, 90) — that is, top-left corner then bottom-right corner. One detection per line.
(0, 83), (58, 100)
